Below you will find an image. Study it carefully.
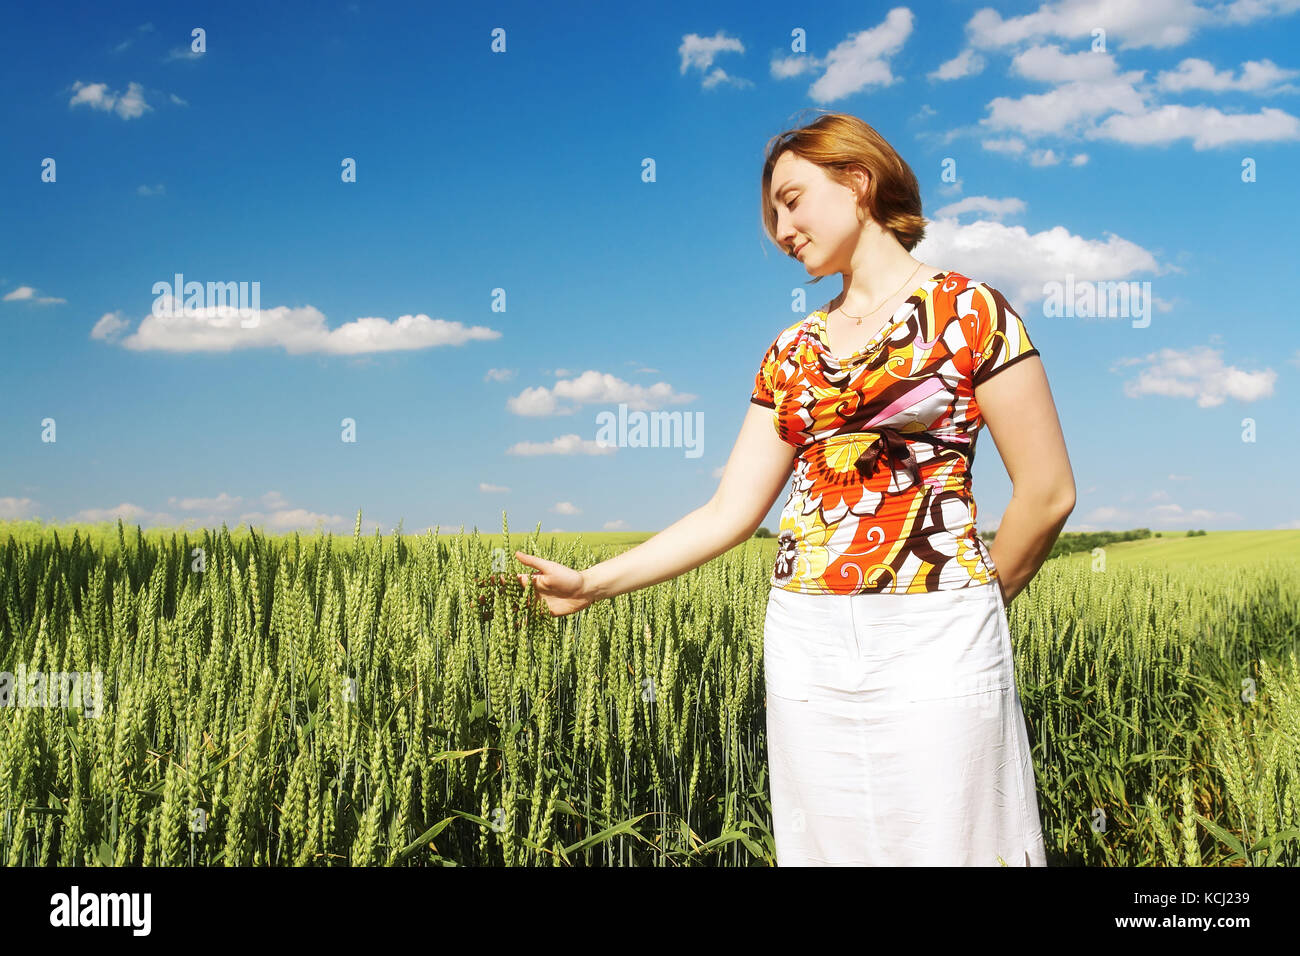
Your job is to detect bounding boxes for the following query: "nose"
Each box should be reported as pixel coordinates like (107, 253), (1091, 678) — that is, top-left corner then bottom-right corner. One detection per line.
(774, 210), (797, 252)
(778, 224), (799, 255)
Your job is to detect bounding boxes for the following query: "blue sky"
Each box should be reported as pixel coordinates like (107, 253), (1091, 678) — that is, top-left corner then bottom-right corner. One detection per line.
(2, 0), (1299, 538)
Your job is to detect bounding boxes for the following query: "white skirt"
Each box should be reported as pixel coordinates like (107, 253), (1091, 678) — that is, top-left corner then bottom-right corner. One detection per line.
(763, 581), (1048, 866)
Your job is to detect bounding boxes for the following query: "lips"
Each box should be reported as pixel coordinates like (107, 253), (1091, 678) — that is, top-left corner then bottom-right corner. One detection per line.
(794, 240), (810, 258)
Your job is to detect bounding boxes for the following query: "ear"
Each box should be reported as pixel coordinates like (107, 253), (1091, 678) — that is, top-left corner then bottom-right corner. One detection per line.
(848, 164), (871, 201)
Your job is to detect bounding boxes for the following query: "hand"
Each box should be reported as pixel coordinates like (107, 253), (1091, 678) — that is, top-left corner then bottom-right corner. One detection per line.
(514, 550), (593, 617)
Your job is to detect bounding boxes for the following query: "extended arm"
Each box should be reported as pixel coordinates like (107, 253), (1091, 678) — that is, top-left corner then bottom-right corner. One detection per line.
(582, 403), (797, 602)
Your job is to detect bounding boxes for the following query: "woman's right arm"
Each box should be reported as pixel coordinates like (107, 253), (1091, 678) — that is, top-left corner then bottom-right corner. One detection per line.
(578, 403), (797, 602)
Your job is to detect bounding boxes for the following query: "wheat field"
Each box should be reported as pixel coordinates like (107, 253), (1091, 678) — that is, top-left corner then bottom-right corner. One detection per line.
(1, 514), (1297, 865)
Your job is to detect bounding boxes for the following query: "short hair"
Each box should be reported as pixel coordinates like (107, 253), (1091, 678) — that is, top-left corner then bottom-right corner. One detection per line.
(760, 110), (928, 283)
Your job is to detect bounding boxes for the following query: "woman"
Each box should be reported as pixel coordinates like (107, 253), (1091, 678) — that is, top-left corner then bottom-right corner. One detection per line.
(514, 111), (1075, 866)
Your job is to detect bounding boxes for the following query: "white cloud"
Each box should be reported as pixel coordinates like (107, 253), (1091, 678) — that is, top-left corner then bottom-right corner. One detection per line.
(967, 0), (1212, 52)
(1118, 346), (1277, 406)
(68, 80), (152, 119)
(0, 497), (39, 520)
(1010, 44), (1129, 83)
(91, 311), (130, 340)
(479, 483), (510, 493)
(113, 22), (154, 53)
(798, 7), (915, 102)
(679, 32), (751, 89)
(1157, 57), (1300, 94)
(930, 48), (985, 81)
(137, 184), (165, 196)
(982, 71), (1149, 137)
(982, 138), (1085, 166)
(506, 370), (695, 416)
(965, 37), (1300, 151)
(913, 214), (1162, 308)
(1076, 500), (1242, 528)
(111, 303), (501, 355)
(1147, 503), (1241, 523)
(3, 285), (66, 304)
(232, 508), (351, 532)
(982, 137), (1027, 154)
(69, 501), (172, 525)
(261, 491), (291, 510)
(1085, 505), (1128, 522)
(484, 368), (515, 382)
(917, 0), (1300, 158)
(59, 490), (361, 534)
(506, 434), (617, 456)
(770, 53), (817, 80)
(702, 68), (753, 91)
(931, 196), (1028, 220)
(167, 492), (243, 511)
(679, 31), (744, 73)
(1213, 0), (1300, 27)
(603, 519), (628, 530)
(551, 501), (581, 515)
(1086, 103), (1300, 148)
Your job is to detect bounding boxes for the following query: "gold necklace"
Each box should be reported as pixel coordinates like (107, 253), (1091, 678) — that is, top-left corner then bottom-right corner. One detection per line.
(833, 262), (924, 325)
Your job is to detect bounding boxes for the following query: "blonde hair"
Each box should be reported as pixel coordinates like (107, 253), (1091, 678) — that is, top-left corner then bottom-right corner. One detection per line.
(760, 110), (928, 281)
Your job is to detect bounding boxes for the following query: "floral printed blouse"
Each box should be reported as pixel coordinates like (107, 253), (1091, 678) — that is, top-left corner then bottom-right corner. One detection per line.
(750, 269), (1040, 594)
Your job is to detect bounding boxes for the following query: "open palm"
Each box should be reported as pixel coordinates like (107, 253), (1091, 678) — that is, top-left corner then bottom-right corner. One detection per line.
(514, 550), (592, 617)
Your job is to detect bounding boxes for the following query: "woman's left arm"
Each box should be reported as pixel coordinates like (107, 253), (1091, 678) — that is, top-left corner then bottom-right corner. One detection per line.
(973, 354), (1076, 604)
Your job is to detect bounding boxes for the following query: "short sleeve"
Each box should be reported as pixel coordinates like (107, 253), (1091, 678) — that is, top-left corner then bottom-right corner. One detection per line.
(750, 338), (778, 408)
(970, 283), (1039, 385)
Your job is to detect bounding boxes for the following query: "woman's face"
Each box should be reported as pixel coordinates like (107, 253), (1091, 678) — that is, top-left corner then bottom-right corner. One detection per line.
(769, 151), (866, 275)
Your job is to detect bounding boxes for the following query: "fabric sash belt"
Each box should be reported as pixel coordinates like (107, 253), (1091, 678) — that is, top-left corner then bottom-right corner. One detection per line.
(816, 425), (970, 492)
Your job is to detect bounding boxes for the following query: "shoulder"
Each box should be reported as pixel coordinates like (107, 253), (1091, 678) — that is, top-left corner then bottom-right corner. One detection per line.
(933, 271), (1017, 319)
(944, 271), (1013, 303)
(759, 315), (813, 356)
(933, 269), (978, 298)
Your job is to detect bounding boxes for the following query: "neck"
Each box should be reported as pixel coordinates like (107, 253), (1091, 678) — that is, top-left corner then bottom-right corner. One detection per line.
(831, 232), (927, 315)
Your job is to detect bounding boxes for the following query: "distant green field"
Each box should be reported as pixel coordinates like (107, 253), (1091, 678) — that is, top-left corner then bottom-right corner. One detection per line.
(5, 520), (1298, 570)
(1055, 530), (1300, 567)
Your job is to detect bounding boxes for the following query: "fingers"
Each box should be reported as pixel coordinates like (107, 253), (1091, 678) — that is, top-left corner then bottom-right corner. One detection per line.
(516, 550), (559, 572)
